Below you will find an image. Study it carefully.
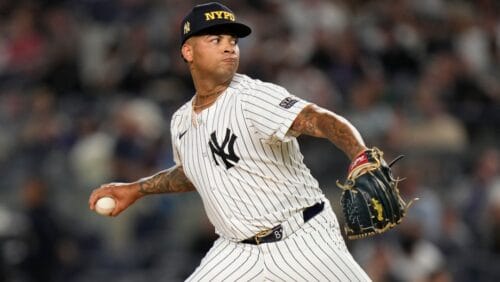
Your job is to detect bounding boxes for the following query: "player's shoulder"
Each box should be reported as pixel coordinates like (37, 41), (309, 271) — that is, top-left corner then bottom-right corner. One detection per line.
(171, 101), (190, 119)
(232, 73), (288, 100)
(170, 101), (191, 129)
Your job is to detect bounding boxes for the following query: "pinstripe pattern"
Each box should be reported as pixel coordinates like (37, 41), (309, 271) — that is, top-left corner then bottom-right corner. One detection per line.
(172, 73), (370, 280)
(171, 74), (324, 241)
(186, 238), (264, 282)
(186, 201), (370, 281)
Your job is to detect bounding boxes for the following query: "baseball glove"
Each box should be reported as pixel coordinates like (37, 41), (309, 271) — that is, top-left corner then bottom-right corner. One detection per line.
(336, 147), (417, 240)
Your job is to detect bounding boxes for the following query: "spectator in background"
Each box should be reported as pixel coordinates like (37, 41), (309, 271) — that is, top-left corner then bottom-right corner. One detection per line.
(318, 28), (368, 99)
(69, 114), (114, 189)
(0, 4), (47, 79)
(346, 75), (397, 146)
(487, 182), (500, 254)
(111, 98), (166, 183)
(394, 79), (468, 154)
(483, 179), (500, 282)
(436, 205), (473, 261)
(353, 241), (395, 282)
(454, 147), (500, 245)
(41, 6), (81, 95)
(19, 87), (67, 170)
(19, 177), (63, 282)
(388, 220), (447, 282)
(397, 165), (443, 242)
(480, 149), (500, 255)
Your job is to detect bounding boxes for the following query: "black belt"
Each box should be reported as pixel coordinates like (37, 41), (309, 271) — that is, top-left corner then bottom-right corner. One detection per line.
(241, 202), (325, 245)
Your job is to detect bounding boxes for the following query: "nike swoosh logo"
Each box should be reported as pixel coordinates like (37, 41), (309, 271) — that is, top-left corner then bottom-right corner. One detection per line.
(179, 130), (188, 140)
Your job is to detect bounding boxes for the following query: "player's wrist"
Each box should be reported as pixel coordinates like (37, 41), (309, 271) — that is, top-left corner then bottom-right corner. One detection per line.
(132, 181), (149, 198)
(348, 148), (370, 171)
(347, 147), (380, 178)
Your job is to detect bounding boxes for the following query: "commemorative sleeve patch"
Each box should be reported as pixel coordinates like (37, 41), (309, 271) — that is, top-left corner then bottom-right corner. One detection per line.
(279, 97), (298, 109)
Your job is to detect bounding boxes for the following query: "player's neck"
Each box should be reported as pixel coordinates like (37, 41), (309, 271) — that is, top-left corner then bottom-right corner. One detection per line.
(191, 67), (233, 93)
(191, 76), (231, 113)
(192, 93), (222, 113)
(193, 72), (231, 92)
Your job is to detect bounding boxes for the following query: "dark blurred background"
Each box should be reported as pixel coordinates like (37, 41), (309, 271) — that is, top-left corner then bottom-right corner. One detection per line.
(0, 0), (499, 281)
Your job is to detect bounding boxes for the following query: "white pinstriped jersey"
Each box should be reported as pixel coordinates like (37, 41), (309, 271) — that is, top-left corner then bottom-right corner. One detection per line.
(170, 73), (326, 241)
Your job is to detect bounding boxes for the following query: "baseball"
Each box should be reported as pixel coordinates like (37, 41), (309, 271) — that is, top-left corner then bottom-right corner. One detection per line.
(95, 197), (116, 216)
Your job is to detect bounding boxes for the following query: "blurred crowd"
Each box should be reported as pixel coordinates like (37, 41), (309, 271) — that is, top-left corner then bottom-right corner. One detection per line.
(0, 0), (499, 281)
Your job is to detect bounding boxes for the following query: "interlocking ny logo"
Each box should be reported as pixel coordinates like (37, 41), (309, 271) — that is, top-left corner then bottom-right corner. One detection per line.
(208, 128), (240, 169)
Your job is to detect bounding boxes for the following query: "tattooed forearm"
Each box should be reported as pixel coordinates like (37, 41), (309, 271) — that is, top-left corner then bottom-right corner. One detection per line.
(291, 104), (366, 160)
(138, 166), (195, 195)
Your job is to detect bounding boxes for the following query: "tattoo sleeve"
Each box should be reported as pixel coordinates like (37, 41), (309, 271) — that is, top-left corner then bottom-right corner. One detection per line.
(138, 165), (195, 195)
(291, 104), (366, 160)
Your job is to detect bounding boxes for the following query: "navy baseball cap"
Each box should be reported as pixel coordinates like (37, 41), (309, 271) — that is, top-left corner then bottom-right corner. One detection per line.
(180, 2), (252, 45)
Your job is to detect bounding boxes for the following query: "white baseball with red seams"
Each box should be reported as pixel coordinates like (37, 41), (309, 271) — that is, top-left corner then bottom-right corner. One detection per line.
(95, 196), (116, 216)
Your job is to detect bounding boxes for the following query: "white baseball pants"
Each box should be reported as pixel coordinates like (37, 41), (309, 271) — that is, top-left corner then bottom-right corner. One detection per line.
(186, 203), (371, 281)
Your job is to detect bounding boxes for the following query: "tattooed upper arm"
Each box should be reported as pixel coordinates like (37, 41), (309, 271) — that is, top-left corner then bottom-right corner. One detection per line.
(138, 165), (195, 195)
(290, 104), (325, 138)
(290, 104), (366, 160)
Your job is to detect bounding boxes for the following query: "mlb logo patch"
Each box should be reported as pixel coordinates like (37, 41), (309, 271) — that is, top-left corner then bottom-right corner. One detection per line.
(279, 97), (298, 109)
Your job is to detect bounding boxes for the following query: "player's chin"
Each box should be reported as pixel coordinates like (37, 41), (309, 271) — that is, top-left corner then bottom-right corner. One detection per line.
(216, 65), (238, 78)
(221, 61), (238, 71)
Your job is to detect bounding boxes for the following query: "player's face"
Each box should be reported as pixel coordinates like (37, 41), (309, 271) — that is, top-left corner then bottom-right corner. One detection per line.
(185, 33), (240, 80)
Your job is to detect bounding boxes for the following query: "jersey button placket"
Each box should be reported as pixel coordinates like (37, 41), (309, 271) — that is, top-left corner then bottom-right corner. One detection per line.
(197, 115), (203, 125)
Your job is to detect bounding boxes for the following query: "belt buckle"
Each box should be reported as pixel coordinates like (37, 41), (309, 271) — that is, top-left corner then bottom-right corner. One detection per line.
(254, 229), (273, 245)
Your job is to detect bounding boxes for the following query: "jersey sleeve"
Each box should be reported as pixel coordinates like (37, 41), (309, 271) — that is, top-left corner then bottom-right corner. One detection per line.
(171, 135), (181, 165)
(170, 115), (182, 166)
(241, 81), (311, 142)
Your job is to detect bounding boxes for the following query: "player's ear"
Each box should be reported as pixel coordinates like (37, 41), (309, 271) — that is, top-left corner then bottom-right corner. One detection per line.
(181, 42), (193, 63)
